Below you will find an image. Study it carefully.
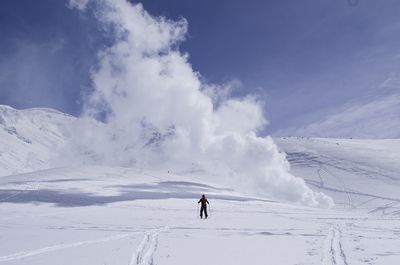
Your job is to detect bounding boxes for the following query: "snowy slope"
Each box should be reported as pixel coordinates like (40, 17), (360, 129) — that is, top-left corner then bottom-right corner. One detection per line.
(0, 105), (74, 176)
(275, 137), (400, 212)
(1, 110), (400, 264)
(0, 167), (382, 265)
(1, 164), (400, 265)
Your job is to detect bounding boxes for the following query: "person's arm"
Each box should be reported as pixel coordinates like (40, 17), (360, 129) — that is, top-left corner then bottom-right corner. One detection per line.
(207, 200), (209, 204)
(198, 199), (201, 203)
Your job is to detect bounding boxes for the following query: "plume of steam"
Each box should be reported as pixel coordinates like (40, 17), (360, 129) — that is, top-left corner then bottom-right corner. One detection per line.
(66, 0), (333, 208)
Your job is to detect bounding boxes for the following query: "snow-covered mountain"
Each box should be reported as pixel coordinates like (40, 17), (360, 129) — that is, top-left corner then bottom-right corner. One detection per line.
(0, 105), (75, 176)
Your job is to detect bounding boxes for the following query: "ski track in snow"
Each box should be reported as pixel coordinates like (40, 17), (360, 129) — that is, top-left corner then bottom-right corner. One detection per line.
(322, 224), (348, 265)
(129, 229), (162, 265)
(318, 165), (354, 209)
(0, 233), (136, 263)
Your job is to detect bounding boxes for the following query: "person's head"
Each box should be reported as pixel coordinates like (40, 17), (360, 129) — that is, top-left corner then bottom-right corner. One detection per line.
(202, 194), (205, 198)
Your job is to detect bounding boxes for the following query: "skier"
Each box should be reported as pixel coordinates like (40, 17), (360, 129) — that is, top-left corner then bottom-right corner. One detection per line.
(198, 194), (210, 219)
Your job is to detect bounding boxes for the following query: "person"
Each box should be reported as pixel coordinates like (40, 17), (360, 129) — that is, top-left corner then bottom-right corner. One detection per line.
(198, 194), (210, 219)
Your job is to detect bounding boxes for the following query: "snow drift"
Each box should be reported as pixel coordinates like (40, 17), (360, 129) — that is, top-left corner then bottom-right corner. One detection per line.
(65, 0), (333, 207)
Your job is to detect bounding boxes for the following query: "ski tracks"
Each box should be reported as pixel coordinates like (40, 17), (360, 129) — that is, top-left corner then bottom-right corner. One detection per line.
(0, 233), (133, 263)
(129, 228), (166, 265)
(322, 224), (348, 265)
(0, 227), (165, 264)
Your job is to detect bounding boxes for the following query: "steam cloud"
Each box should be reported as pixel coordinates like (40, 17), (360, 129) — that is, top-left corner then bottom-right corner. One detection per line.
(66, 0), (333, 208)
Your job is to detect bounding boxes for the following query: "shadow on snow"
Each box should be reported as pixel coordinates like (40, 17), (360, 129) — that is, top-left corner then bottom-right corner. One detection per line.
(0, 180), (269, 207)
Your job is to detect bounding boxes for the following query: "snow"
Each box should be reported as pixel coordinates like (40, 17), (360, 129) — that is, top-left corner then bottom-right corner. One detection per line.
(275, 137), (400, 211)
(0, 166), (330, 265)
(0, 105), (74, 177)
(1, 105), (400, 264)
(1, 140), (400, 265)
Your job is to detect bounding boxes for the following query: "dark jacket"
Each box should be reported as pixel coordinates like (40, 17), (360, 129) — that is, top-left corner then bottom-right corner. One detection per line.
(198, 197), (209, 207)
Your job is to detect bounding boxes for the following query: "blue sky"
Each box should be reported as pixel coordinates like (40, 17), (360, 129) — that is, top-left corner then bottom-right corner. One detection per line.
(1, 0), (400, 135)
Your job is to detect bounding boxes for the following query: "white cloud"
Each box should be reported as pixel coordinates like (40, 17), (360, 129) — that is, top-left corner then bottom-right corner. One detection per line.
(64, 0), (333, 208)
(202, 79), (241, 104)
(67, 0), (90, 10)
(277, 79), (400, 139)
(213, 97), (267, 134)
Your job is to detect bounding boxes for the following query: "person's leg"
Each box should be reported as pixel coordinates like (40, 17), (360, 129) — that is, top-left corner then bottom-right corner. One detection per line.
(204, 207), (208, 219)
(200, 206), (204, 219)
